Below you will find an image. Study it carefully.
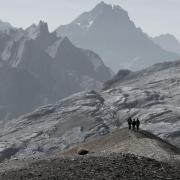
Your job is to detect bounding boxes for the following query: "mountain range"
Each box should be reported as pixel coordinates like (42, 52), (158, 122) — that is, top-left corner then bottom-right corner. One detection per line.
(0, 21), (112, 120)
(56, 2), (179, 72)
(1, 2), (180, 120)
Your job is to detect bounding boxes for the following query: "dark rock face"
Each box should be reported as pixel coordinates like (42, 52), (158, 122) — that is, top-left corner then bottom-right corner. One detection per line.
(0, 153), (179, 180)
(56, 2), (179, 72)
(0, 21), (112, 120)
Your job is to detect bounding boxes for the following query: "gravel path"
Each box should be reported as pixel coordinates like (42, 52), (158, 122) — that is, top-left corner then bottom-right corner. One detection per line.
(0, 153), (179, 180)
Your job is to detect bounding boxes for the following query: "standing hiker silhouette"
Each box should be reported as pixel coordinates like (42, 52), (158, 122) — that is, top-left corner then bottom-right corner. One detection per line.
(132, 119), (136, 130)
(136, 118), (140, 131)
(127, 117), (132, 130)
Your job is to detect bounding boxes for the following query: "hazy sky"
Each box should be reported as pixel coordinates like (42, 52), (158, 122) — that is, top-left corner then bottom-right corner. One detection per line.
(0, 0), (180, 40)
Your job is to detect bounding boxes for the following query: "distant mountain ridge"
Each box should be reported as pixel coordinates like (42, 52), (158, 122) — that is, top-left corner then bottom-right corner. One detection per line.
(56, 1), (179, 71)
(0, 20), (14, 33)
(153, 34), (180, 55)
(0, 21), (112, 120)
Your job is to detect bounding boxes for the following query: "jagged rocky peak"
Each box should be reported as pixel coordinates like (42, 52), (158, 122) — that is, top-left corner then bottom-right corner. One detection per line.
(38, 20), (49, 34)
(92, 3), (128, 23)
(0, 18), (112, 120)
(94, 1), (125, 13)
(93, 1), (113, 12)
(26, 21), (50, 40)
(71, 1), (128, 31)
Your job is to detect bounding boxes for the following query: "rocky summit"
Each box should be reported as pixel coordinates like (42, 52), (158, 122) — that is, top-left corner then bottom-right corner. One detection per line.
(56, 1), (179, 71)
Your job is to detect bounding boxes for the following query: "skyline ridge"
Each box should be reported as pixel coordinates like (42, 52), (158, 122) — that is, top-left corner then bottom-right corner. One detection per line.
(0, 0), (179, 40)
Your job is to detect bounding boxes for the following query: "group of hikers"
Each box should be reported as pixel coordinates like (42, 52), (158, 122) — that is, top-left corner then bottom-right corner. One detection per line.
(127, 117), (140, 131)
